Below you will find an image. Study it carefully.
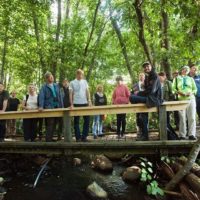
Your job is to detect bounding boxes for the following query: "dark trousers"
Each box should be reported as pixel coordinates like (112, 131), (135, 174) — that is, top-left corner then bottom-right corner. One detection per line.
(0, 120), (6, 140)
(74, 104), (90, 140)
(45, 117), (58, 142)
(196, 97), (200, 121)
(37, 118), (44, 139)
(130, 94), (148, 139)
(116, 114), (126, 135)
(23, 119), (38, 141)
(174, 111), (179, 129)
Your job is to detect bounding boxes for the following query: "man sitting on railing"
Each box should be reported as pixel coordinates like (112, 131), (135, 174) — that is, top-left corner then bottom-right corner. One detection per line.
(0, 82), (9, 142)
(129, 62), (163, 141)
(38, 72), (63, 142)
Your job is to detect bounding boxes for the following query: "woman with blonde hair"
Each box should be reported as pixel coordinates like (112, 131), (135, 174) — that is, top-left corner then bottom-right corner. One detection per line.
(92, 84), (107, 139)
(22, 84), (38, 142)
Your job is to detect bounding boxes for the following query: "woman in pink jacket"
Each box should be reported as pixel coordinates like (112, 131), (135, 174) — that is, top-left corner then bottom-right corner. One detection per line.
(112, 76), (130, 138)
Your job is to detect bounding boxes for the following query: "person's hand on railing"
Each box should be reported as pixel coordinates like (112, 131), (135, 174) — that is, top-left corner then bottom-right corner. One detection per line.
(38, 107), (43, 112)
(70, 105), (74, 110)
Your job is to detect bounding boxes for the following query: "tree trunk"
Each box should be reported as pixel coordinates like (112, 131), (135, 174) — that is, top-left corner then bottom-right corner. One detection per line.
(133, 0), (153, 65)
(31, 6), (47, 76)
(160, 0), (171, 79)
(1, 23), (9, 81)
(81, 0), (101, 69)
(86, 22), (107, 82)
(165, 138), (200, 191)
(110, 13), (134, 83)
(52, 0), (62, 79)
(60, 0), (70, 82)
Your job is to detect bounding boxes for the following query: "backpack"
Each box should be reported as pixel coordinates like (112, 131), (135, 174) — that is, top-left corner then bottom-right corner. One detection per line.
(167, 123), (179, 140)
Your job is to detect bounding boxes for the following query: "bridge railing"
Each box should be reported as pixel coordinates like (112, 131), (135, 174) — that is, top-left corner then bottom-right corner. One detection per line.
(0, 101), (189, 142)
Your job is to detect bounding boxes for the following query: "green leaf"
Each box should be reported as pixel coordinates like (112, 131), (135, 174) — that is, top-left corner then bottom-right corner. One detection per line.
(147, 167), (153, 174)
(141, 162), (146, 167)
(147, 185), (152, 195)
(147, 162), (153, 167)
(141, 168), (147, 174)
(147, 174), (152, 180)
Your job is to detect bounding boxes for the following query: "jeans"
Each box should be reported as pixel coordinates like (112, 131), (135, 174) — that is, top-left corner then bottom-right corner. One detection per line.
(92, 115), (103, 136)
(23, 119), (38, 141)
(117, 114), (126, 135)
(0, 120), (6, 140)
(179, 98), (196, 137)
(196, 97), (200, 121)
(130, 94), (148, 139)
(129, 95), (147, 104)
(74, 104), (90, 140)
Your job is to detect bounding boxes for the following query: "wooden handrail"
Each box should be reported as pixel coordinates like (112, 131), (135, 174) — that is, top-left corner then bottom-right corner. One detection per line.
(0, 100), (189, 143)
(0, 100), (188, 120)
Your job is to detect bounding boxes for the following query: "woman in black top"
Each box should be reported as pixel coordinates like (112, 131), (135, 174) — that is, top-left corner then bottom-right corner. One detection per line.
(92, 85), (107, 139)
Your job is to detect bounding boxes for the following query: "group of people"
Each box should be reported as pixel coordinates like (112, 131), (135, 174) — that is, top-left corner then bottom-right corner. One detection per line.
(0, 62), (199, 142)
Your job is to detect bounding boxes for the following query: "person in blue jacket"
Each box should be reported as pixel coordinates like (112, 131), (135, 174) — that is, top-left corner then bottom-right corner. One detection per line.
(189, 64), (200, 124)
(38, 72), (63, 142)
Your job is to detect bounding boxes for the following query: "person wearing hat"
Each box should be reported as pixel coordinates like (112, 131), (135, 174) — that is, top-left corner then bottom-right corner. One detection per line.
(112, 75), (130, 139)
(130, 62), (163, 141)
(38, 72), (63, 142)
(172, 65), (197, 140)
(0, 81), (9, 142)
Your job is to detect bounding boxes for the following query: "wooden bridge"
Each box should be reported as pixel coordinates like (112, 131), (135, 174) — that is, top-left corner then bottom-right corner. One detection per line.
(0, 100), (196, 156)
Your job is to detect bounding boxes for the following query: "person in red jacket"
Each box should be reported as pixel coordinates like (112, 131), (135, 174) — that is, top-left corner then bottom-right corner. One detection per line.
(112, 76), (130, 138)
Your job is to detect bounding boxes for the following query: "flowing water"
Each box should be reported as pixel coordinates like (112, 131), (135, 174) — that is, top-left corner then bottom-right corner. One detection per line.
(3, 158), (145, 200)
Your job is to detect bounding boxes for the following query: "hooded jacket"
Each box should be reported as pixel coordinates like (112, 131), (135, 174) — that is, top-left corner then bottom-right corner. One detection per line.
(139, 69), (163, 108)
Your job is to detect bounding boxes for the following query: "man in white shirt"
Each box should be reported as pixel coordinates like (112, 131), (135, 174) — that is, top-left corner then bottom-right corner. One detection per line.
(69, 69), (92, 142)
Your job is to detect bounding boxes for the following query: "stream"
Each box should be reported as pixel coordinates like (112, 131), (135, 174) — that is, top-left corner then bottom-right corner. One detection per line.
(2, 156), (146, 200)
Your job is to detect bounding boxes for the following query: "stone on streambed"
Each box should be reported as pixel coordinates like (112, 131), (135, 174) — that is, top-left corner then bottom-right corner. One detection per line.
(73, 158), (82, 166)
(87, 182), (108, 199)
(122, 166), (141, 183)
(91, 155), (113, 172)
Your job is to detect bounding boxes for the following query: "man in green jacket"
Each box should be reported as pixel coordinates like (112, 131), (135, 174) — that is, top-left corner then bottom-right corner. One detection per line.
(172, 66), (197, 140)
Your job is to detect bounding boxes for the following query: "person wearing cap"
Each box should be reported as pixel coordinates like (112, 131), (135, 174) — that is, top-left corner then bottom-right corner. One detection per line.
(172, 66), (197, 140)
(112, 76), (130, 139)
(38, 72), (63, 142)
(69, 69), (92, 142)
(130, 62), (162, 141)
(188, 64), (200, 124)
(0, 82), (9, 142)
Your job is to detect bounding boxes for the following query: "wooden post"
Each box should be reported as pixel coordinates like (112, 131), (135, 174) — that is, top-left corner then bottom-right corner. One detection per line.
(159, 105), (167, 141)
(63, 111), (72, 142)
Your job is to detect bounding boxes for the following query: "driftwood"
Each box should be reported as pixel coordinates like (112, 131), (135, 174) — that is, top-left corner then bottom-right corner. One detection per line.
(161, 161), (199, 200)
(172, 162), (200, 194)
(178, 156), (200, 177)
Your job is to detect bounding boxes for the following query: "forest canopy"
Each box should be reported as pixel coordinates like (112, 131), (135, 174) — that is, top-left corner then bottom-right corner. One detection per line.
(0, 0), (200, 94)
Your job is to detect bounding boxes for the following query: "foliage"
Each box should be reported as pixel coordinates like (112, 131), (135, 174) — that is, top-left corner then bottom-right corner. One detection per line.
(139, 157), (164, 197)
(0, 0), (200, 93)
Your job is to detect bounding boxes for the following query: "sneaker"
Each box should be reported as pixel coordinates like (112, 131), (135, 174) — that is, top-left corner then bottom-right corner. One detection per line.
(94, 135), (97, 139)
(189, 135), (197, 140)
(136, 136), (149, 141)
(81, 138), (89, 142)
(179, 136), (186, 140)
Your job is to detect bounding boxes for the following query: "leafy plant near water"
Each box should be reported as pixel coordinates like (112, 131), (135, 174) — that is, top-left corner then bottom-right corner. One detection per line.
(139, 157), (164, 196)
